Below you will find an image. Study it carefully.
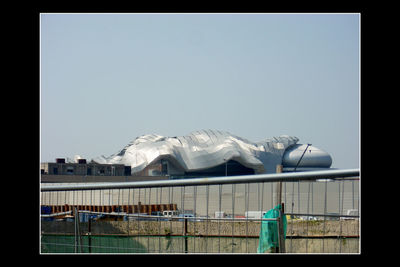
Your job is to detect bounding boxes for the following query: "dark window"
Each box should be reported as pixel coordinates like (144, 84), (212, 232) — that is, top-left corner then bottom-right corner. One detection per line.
(53, 167), (58, 175)
(161, 161), (168, 175)
(56, 158), (65, 163)
(184, 160), (255, 177)
(87, 167), (92, 175)
(124, 166), (131, 176)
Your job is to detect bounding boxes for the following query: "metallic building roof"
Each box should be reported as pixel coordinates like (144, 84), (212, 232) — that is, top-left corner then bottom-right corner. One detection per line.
(92, 130), (302, 174)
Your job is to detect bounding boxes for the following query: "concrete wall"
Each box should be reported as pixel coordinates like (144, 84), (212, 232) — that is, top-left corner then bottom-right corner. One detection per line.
(41, 220), (359, 237)
(41, 220), (360, 253)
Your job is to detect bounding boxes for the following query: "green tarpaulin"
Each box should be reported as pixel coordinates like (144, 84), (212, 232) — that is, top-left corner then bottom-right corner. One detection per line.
(257, 204), (287, 253)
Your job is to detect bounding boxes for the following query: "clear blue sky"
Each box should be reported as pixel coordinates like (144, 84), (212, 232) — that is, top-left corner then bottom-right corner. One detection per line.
(40, 13), (360, 169)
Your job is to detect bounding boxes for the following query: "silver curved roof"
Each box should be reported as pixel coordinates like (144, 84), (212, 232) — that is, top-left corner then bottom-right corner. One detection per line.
(92, 130), (300, 174)
(282, 144), (332, 168)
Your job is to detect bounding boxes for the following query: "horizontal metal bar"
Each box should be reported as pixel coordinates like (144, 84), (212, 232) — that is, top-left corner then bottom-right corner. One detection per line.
(41, 233), (361, 240)
(76, 210), (278, 221)
(40, 210), (358, 220)
(286, 235), (360, 239)
(285, 213), (359, 218)
(40, 210), (73, 217)
(41, 168), (359, 192)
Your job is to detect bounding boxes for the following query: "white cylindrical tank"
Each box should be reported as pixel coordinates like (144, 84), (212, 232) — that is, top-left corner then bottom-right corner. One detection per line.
(282, 144), (332, 168)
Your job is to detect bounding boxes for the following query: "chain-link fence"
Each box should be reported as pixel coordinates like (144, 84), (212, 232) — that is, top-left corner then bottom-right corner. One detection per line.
(40, 169), (360, 254)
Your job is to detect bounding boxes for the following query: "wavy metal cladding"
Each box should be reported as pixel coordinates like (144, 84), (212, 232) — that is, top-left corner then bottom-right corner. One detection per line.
(93, 130), (300, 174)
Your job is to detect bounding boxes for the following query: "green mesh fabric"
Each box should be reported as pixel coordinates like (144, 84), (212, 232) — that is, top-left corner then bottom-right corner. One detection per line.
(257, 204), (286, 253)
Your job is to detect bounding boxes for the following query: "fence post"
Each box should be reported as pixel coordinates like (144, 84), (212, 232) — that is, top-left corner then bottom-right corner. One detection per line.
(74, 207), (83, 253)
(184, 218), (188, 253)
(275, 164), (285, 253)
(278, 203), (286, 253)
(74, 207), (77, 253)
(88, 215), (92, 253)
(275, 164), (283, 206)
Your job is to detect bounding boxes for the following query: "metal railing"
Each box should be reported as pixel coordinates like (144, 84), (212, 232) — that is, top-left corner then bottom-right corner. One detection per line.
(40, 168), (360, 254)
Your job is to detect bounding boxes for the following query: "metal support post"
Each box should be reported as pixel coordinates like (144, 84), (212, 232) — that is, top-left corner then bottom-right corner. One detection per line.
(277, 203), (286, 253)
(184, 218), (188, 253)
(74, 207), (83, 253)
(88, 215), (92, 253)
(74, 208), (77, 253)
(275, 164), (285, 253)
(275, 164), (283, 207)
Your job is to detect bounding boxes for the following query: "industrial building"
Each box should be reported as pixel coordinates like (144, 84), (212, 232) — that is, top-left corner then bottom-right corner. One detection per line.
(40, 158), (131, 176)
(41, 130), (333, 180)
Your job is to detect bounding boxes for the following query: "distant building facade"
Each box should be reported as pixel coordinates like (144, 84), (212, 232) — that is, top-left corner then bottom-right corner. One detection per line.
(41, 130), (333, 179)
(40, 158), (131, 176)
